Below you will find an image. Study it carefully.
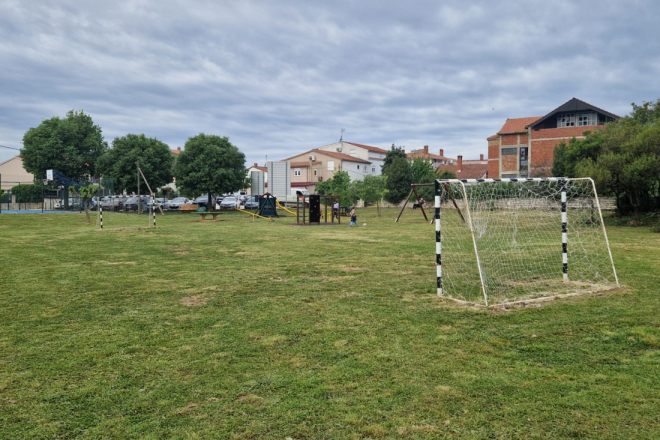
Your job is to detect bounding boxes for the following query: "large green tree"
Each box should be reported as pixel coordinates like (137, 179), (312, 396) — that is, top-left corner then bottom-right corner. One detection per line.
(97, 134), (174, 195)
(410, 157), (437, 200)
(552, 99), (660, 221)
(355, 174), (386, 216)
(381, 145), (407, 174)
(383, 156), (413, 204)
(173, 134), (247, 209)
(315, 171), (358, 206)
(21, 110), (107, 180)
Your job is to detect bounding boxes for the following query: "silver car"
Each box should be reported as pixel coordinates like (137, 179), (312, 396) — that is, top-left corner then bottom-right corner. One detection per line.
(220, 197), (238, 209)
(165, 197), (190, 211)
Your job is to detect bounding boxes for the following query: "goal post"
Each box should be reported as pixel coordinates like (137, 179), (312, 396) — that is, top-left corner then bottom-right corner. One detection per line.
(434, 177), (619, 307)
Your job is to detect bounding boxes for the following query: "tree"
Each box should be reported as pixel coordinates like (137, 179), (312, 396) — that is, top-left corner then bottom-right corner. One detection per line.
(383, 156), (412, 204)
(69, 184), (99, 223)
(315, 171), (358, 206)
(381, 144), (407, 174)
(97, 134), (174, 195)
(410, 157), (437, 201)
(552, 99), (660, 221)
(437, 169), (457, 179)
(10, 184), (42, 203)
(173, 134), (247, 209)
(356, 174), (386, 216)
(21, 110), (107, 180)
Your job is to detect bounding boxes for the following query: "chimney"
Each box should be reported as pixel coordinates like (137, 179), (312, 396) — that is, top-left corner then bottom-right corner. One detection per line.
(254, 162), (258, 167)
(480, 154), (484, 161)
(440, 149), (444, 157)
(177, 147), (181, 151)
(458, 155), (463, 172)
(423, 145), (428, 154)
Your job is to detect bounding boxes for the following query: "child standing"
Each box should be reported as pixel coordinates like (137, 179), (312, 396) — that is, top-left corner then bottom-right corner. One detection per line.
(349, 208), (358, 227)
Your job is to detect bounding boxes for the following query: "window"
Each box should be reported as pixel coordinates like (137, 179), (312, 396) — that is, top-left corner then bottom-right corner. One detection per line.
(313, 169), (317, 176)
(502, 174), (518, 178)
(578, 112), (597, 126)
(357, 165), (360, 170)
(502, 148), (517, 155)
(294, 169), (301, 176)
(327, 161), (334, 170)
(372, 167), (376, 173)
(557, 113), (575, 127)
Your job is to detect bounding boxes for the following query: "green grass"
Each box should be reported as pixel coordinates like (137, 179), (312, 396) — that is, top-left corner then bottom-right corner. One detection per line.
(1, 209), (659, 439)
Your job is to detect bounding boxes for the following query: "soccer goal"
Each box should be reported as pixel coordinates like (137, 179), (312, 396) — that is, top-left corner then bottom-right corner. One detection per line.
(434, 177), (619, 307)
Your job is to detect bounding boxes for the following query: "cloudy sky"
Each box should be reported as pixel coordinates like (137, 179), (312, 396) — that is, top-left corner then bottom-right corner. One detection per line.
(1, 0), (659, 166)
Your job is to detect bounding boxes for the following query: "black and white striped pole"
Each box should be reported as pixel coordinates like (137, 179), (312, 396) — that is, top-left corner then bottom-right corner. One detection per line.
(561, 179), (568, 282)
(99, 203), (103, 230)
(152, 196), (156, 228)
(435, 179), (442, 296)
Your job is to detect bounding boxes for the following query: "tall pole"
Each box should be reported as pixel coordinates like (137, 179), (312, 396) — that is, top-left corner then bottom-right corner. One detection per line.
(41, 179), (44, 213)
(561, 179), (568, 282)
(435, 180), (442, 296)
(137, 158), (141, 214)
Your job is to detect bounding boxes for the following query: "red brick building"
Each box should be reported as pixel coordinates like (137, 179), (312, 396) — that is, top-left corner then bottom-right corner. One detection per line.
(488, 98), (618, 178)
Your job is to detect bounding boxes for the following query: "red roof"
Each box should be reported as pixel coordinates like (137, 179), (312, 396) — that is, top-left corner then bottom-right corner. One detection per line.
(282, 149), (371, 164)
(498, 116), (542, 134)
(291, 182), (316, 187)
(170, 147), (182, 155)
(487, 134), (499, 141)
(345, 142), (388, 154)
(290, 162), (310, 168)
(435, 161), (488, 179)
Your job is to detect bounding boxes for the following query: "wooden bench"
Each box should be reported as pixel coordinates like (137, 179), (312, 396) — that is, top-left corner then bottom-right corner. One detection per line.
(180, 204), (198, 213)
(197, 211), (222, 221)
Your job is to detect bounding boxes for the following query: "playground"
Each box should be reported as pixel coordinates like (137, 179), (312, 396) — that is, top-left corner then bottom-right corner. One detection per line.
(1, 208), (658, 438)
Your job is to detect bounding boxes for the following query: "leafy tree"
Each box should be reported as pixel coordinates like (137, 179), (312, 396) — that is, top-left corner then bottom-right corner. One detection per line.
(69, 184), (99, 223)
(97, 134), (174, 195)
(437, 169), (457, 179)
(315, 171), (358, 206)
(21, 110), (107, 180)
(355, 174), (386, 216)
(553, 99), (660, 221)
(173, 134), (247, 209)
(410, 157), (436, 200)
(383, 156), (412, 204)
(381, 145), (407, 174)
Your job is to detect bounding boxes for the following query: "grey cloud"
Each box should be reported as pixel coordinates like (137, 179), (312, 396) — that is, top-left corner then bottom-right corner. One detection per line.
(1, 0), (659, 165)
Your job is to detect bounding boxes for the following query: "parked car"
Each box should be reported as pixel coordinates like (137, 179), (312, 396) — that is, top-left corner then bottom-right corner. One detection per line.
(165, 197), (190, 211)
(147, 197), (168, 210)
(101, 196), (125, 212)
(194, 194), (217, 210)
(244, 195), (260, 210)
(220, 196), (238, 209)
(123, 196), (150, 212)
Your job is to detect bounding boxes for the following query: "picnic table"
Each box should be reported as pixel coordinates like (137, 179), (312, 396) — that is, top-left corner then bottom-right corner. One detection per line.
(197, 211), (222, 221)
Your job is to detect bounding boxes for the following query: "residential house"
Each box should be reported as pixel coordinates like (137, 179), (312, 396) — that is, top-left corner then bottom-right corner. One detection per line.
(0, 156), (34, 191)
(407, 146), (456, 166)
(281, 149), (372, 193)
(316, 141), (388, 176)
(436, 154), (488, 179)
(487, 98), (619, 178)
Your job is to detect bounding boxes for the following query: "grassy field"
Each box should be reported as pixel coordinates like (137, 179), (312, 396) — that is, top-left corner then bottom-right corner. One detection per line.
(1, 209), (659, 439)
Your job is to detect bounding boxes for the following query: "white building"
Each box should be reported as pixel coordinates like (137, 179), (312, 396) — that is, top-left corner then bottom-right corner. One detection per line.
(316, 141), (388, 176)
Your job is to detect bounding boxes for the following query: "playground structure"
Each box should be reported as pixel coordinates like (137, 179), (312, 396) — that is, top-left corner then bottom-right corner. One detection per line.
(296, 193), (341, 225)
(395, 183), (433, 223)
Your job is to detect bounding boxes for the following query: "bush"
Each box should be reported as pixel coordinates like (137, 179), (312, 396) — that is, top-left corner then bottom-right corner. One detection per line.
(11, 184), (43, 203)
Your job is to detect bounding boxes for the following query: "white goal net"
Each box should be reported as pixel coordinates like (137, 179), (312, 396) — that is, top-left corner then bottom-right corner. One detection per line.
(434, 178), (619, 307)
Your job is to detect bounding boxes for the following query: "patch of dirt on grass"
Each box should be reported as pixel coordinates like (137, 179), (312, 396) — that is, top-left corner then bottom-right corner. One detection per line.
(179, 294), (210, 307)
(174, 251), (190, 255)
(339, 266), (365, 272)
(237, 394), (265, 406)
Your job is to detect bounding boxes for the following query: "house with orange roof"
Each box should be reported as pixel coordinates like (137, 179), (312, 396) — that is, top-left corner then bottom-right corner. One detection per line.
(436, 154), (488, 180)
(316, 141), (388, 176)
(280, 148), (372, 193)
(407, 145), (456, 167)
(487, 98), (619, 178)
(0, 156), (34, 191)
